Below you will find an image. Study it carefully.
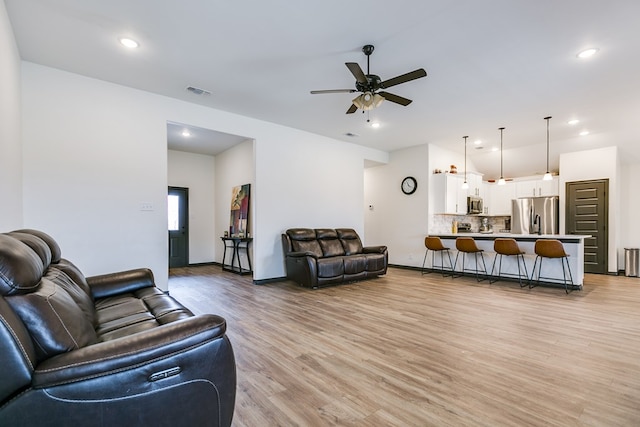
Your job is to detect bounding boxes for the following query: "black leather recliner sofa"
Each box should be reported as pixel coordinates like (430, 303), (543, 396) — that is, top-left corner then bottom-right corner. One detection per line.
(282, 228), (387, 288)
(0, 229), (236, 427)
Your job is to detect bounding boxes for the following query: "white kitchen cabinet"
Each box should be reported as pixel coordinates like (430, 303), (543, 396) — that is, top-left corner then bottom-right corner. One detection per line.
(464, 172), (484, 198)
(487, 181), (516, 216)
(515, 176), (559, 197)
(432, 173), (467, 214)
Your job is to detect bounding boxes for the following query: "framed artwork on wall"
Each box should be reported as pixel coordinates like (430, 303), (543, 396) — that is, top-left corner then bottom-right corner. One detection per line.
(230, 184), (250, 237)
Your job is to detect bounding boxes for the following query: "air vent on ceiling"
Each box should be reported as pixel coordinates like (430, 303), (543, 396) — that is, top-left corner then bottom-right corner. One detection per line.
(186, 86), (211, 96)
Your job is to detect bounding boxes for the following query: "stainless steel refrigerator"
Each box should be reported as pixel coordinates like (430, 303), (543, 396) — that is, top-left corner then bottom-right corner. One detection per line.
(511, 196), (559, 234)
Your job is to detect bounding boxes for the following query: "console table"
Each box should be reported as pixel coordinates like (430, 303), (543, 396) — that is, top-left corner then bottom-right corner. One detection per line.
(220, 237), (253, 275)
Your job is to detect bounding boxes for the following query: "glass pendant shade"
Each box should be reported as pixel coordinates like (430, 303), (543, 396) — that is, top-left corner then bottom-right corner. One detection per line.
(352, 92), (384, 110)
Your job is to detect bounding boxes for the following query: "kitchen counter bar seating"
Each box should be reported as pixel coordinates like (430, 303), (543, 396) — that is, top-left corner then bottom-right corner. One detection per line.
(531, 239), (578, 293)
(421, 236), (454, 277)
(453, 237), (488, 282)
(490, 238), (529, 287)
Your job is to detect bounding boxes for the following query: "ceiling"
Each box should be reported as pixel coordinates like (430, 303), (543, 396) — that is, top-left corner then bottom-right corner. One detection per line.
(6, 0), (640, 179)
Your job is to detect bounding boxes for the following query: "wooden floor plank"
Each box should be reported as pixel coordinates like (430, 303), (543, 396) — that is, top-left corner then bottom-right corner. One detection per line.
(169, 266), (640, 426)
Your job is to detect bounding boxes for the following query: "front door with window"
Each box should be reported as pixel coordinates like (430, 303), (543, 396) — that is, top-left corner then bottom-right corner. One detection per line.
(168, 186), (189, 268)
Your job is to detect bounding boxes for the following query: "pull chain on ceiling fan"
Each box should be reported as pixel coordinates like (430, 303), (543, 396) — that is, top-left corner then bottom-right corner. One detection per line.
(310, 44), (427, 114)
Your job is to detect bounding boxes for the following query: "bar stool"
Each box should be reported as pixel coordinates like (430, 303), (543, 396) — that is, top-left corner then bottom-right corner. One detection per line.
(531, 239), (576, 293)
(453, 237), (488, 282)
(490, 238), (529, 287)
(421, 236), (454, 277)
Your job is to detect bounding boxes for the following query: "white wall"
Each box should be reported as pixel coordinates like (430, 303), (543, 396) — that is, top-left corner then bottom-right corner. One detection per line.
(364, 145), (429, 267)
(618, 164), (640, 270)
(21, 62), (388, 289)
(167, 149), (216, 264)
(559, 146), (619, 273)
(256, 135), (387, 279)
(214, 139), (254, 267)
(0, 0), (22, 231)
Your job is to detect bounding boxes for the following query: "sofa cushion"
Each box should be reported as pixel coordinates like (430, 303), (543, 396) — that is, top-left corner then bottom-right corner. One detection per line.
(316, 257), (344, 278)
(14, 229), (62, 263)
(316, 229), (345, 257)
(6, 275), (98, 362)
(0, 234), (46, 296)
(337, 228), (363, 255)
(287, 228), (323, 258)
(344, 254), (367, 275)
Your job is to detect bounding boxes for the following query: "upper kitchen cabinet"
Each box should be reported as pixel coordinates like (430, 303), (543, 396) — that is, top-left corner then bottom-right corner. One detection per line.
(432, 173), (467, 214)
(487, 181), (516, 216)
(515, 176), (559, 198)
(463, 172), (484, 199)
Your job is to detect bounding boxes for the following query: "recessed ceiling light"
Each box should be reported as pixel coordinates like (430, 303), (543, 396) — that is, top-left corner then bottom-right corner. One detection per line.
(370, 122), (380, 128)
(119, 38), (139, 49)
(491, 147), (498, 152)
(568, 119), (580, 125)
(181, 130), (191, 137)
(577, 48), (598, 58)
(474, 140), (482, 145)
(579, 130), (590, 136)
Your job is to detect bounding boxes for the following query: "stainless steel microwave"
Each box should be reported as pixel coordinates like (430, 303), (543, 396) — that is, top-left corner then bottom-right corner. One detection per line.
(467, 196), (483, 214)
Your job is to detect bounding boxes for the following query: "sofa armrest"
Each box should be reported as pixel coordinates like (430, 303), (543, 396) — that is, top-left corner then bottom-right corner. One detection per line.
(363, 245), (387, 254)
(33, 314), (226, 387)
(87, 268), (155, 299)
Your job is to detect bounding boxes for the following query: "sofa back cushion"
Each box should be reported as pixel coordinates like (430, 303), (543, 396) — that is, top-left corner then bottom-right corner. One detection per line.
(0, 234), (47, 296)
(337, 228), (363, 255)
(316, 229), (345, 257)
(7, 274), (98, 362)
(287, 228), (323, 258)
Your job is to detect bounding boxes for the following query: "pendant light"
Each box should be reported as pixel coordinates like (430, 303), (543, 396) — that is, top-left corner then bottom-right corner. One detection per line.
(543, 116), (553, 181)
(461, 136), (469, 189)
(497, 127), (506, 185)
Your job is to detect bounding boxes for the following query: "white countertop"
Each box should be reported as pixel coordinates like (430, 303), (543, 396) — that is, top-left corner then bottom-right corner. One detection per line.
(432, 232), (591, 240)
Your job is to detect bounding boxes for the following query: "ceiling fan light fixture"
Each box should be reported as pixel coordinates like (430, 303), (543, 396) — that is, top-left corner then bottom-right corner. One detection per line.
(352, 92), (384, 110)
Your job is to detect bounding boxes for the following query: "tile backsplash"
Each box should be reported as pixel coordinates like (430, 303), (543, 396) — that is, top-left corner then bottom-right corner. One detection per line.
(431, 215), (510, 234)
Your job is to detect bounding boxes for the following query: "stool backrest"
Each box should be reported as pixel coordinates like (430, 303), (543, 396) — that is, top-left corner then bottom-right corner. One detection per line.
(534, 239), (567, 258)
(425, 236), (447, 251)
(456, 237), (481, 253)
(494, 238), (522, 256)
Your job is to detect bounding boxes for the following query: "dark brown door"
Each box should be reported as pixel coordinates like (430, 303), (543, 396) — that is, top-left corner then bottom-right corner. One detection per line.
(168, 186), (189, 268)
(566, 180), (608, 274)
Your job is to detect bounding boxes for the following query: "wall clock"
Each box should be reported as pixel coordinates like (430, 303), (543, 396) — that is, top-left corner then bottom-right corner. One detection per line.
(401, 176), (417, 195)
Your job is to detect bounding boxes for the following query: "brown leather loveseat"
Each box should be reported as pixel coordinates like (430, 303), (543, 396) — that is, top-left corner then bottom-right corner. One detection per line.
(0, 229), (236, 426)
(282, 228), (388, 288)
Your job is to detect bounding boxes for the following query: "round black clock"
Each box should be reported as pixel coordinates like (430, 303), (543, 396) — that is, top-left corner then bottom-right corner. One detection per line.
(401, 176), (417, 195)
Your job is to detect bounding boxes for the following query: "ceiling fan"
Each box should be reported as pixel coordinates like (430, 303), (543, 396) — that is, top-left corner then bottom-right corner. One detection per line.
(310, 44), (427, 114)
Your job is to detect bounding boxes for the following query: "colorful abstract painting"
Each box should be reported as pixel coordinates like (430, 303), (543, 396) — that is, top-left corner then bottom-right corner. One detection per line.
(230, 184), (250, 237)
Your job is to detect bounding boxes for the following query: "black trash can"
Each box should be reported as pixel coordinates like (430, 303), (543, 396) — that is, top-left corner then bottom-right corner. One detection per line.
(624, 248), (639, 277)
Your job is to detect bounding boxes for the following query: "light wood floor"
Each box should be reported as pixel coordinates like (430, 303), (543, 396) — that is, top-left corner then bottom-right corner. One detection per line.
(168, 266), (640, 426)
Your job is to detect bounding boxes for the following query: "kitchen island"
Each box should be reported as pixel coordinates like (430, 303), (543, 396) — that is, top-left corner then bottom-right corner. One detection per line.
(429, 233), (591, 287)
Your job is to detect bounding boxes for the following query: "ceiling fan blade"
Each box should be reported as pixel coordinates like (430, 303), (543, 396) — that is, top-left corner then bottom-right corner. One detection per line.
(345, 62), (367, 84)
(378, 91), (412, 106)
(380, 68), (427, 89)
(310, 89), (357, 94)
(346, 104), (358, 114)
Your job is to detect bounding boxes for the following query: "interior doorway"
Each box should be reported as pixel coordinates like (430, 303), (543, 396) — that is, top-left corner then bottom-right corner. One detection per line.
(168, 186), (189, 268)
(565, 179), (608, 274)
